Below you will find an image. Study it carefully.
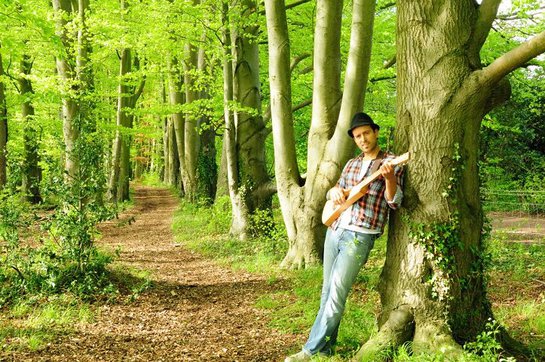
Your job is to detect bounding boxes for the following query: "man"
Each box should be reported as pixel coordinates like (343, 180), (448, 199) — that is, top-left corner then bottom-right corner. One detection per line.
(285, 112), (404, 361)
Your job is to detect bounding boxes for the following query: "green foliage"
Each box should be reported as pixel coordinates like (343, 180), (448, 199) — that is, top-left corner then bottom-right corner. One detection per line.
(463, 319), (516, 362)
(0, 191), (30, 247)
(408, 144), (464, 301)
(481, 68), (545, 214)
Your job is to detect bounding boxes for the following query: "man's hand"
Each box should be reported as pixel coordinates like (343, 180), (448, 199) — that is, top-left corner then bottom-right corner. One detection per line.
(328, 186), (347, 205)
(380, 161), (397, 201)
(379, 161), (396, 182)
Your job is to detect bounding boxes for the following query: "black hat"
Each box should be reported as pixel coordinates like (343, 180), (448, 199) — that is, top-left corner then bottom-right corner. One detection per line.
(348, 112), (380, 137)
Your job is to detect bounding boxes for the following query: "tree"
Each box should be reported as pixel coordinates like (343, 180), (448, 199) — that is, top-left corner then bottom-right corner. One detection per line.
(222, 0), (274, 238)
(222, 1), (249, 238)
(18, 52), (42, 203)
(51, 0), (90, 180)
(265, 0), (376, 268)
(354, 1), (545, 359)
(232, 0), (273, 228)
(0, 48), (7, 190)
(108, 47), (145, 203)
(195, 40), (217, 202)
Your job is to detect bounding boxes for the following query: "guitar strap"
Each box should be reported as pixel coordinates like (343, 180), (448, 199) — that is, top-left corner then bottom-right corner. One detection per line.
(366, 150), (385, 179)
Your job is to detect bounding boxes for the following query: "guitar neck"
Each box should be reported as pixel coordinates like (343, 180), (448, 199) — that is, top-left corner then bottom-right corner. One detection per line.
(347, 169), (382, 201)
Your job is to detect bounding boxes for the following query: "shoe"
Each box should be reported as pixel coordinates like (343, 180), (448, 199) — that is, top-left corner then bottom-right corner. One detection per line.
(284, 350), (311, 362)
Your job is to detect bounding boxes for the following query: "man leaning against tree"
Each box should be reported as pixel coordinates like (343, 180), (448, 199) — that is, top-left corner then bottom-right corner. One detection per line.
(285, 112), (405, 361)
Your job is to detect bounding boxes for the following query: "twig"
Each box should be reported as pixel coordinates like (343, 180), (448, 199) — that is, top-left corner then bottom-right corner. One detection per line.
(10, 265), (25, 281)
(532, 278), (545, 286)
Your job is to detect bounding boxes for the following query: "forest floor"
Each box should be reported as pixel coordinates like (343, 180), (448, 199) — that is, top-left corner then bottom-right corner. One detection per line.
(2, 186), (544, 362)
(3, 186), (300, 361)
(489, 211), (545, 243)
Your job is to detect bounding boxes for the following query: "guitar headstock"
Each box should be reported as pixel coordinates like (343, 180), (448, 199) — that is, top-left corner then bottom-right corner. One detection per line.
(391, 152), (410, 166)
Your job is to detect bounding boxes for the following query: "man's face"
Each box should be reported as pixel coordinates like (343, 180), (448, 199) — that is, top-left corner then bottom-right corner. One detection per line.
(352, 125), (379, 154)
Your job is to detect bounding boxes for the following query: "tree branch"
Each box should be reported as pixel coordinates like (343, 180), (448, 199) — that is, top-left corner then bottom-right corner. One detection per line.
(370, 75), (396, 83)
(481, 30), (545, 86)
(468, 0), (501, 67)
(290, 53), (311, 73)
(263, 98), (312, 131)
(285, 0), (312, 10)
(252, 181), (277, 200)
(383, 55), (396, 69)
(259, 0), (311, 15)
(133, 78), (146, 102)
(292, 97), (312, 113)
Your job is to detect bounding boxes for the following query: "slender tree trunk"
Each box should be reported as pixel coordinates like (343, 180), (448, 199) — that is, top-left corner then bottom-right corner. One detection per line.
(19, 53), (42, 203)
(0, 49), (7, 190)
(196, 44), (217, 202)
(109, 48), (132, 202)
(222, 3), (250, 239)
(182, 42), (200, 201)
(168, 56), (185, 194)
(355, 1), (545, 359)
(162, 117), (170, 183)
(215, 138), (229, 199)
(166, 118), (180, 188)
(265, 0), (376, 268)
(51, 0), (89, 180)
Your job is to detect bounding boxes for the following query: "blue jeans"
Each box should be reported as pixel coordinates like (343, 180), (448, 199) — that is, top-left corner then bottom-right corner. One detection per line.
(303, 228), (377, 356)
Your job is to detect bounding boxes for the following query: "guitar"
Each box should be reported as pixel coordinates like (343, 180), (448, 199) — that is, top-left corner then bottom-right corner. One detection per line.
(321, 152), (410, 227)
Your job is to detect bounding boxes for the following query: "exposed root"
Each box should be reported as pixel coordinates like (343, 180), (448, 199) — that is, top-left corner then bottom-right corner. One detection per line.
(499, 326), (533, 361)
(412, 323), (464, 358)
(280, 251), (318, 270)
(352, 305), (414, 361)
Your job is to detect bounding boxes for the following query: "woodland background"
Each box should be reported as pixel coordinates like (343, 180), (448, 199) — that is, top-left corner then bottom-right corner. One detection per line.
(1, 0), (545, 361)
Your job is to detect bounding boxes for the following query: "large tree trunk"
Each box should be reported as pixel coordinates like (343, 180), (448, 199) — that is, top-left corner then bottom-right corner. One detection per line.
(19, 53), (42, 203)
(265, 0), (376, 269)
(355, 1), (545, 359)
(0, 49), (7, 190)
(231, 0), (272, 214)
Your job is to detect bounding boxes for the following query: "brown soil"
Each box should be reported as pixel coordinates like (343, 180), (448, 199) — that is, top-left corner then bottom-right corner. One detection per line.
(4, 186), (301, 361)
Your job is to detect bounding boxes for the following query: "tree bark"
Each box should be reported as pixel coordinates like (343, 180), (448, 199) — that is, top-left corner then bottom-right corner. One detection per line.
(355, 1), (545, 359)
(196, 43), (217, 202)
(19, 53), (42, 203)
(215, 137), (229, 199)
(168, 56), (185, 194)
(231, 0), (271, 213)
(222, 2), (251, 239)
(0, 49), (7, 190)
(182, 40), (200, 201)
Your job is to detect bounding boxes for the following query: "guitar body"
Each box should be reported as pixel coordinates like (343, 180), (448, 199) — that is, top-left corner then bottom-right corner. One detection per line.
(321, 185), (369, 226)
(321, 152), (410, 227)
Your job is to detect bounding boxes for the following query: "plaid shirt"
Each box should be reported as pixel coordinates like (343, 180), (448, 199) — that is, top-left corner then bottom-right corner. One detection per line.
(332, 151), (404, 233)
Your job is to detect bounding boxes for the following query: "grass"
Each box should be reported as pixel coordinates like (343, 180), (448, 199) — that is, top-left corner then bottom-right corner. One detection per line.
(172, 198), (545, 361)
(486, 232), (545, 353)
(0, 294), (93, 352)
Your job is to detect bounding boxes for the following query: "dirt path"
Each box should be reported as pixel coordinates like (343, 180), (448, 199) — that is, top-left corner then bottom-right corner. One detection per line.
(490, 211), (545, 243)
(7, 186), (300, 361)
